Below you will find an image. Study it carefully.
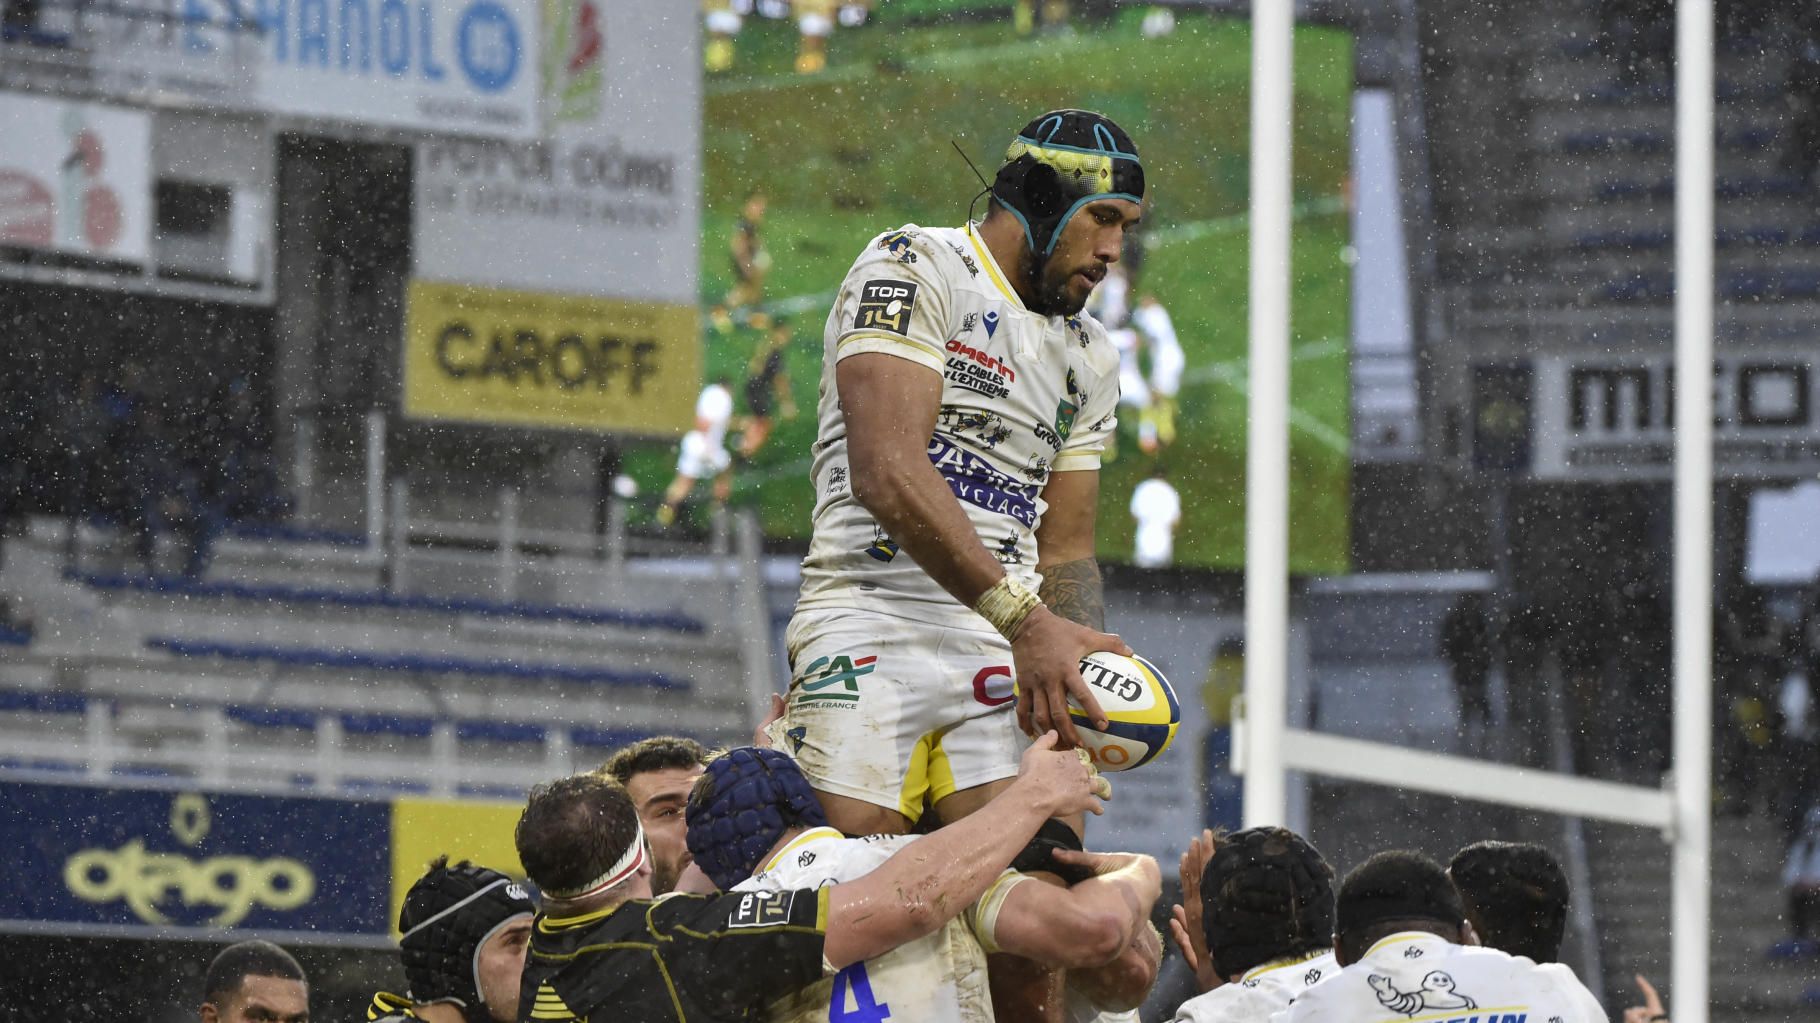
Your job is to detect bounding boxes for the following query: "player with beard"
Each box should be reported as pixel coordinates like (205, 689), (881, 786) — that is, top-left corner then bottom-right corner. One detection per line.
(773, 109), (1144, 1022)
(775, 108), (1144, 839)
(598, 736), (707, 895)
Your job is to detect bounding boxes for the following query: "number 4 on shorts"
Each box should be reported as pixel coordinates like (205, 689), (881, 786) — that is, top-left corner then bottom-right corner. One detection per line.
(829, 961), (891, 1022)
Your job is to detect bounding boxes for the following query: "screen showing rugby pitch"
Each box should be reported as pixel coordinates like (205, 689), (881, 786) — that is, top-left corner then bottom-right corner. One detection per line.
(638, 4), (1352, 573)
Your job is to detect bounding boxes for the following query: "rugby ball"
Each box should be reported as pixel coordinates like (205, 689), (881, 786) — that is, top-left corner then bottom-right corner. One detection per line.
(1069, 651), (1179, 772)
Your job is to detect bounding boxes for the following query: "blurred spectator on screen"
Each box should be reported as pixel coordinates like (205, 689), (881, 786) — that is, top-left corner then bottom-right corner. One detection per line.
(1129, 465), (1179, 569)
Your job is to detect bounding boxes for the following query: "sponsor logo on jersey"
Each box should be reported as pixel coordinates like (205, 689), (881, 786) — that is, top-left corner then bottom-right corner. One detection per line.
(1053, 367), (1084, 441)
(729, 890), (796, 928)
(943, 338), (1016, 400)
(855, 279), (918, 335)
(972, 665), (1015, 706)
(797, 653), (878, 706)
(785, 725), (807, 754)
(1369, 970), (1479, 1018)
(993, 531), (1023, 564)
(937, 405), (1010, 450)
(983, 309), (1000, 338)
(926, 436), (1039, 527)
(864, 525), (899, 562)
(877, 230), (918, 264)
(945, 241), (982, 277)
(944, 339), (1016, 383)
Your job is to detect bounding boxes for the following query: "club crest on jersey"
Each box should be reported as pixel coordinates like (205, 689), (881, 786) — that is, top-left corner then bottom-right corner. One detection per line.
(1053, 398), (1078, 442)
(983, 309), (1000, 338)
(855, 280), (918, 335)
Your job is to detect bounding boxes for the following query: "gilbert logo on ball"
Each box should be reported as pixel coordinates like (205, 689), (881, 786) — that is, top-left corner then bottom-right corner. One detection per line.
(1070, 651), (1179, 771)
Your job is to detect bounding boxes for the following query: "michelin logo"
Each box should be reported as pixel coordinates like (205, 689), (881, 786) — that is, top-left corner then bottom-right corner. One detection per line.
(1370, 972), (1479, 1018)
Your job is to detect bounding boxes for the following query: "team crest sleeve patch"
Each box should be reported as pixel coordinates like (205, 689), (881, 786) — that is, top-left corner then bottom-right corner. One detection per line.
(853, 279), (919, 335)
(728, 889), (797, 929)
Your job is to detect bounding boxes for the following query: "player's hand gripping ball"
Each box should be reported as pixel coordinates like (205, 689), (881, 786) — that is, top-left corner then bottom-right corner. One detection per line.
(1066, 652), (1179, 771)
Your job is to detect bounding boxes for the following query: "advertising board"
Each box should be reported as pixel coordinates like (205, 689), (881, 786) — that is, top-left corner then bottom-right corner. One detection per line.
(0, 94), (152, 265)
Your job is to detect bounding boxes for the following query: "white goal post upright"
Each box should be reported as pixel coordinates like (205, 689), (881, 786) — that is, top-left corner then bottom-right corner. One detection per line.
(1241, 0), (1294, 831)
(1671, 0), (1715, 1018)
(1239, 1), (1714, 1019)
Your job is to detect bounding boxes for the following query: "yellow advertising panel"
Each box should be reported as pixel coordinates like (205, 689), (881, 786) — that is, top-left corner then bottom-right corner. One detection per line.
(403, 280), (700, 435)
(389, 797), (526, 937)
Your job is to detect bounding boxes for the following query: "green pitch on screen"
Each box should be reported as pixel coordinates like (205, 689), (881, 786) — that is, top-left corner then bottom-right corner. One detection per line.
(641, 12), (1352, 574)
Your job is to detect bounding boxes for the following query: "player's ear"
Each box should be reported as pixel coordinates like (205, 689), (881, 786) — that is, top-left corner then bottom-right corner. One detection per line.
(1459, 920), (1481, 947)
(200, 1002), (220, 1023)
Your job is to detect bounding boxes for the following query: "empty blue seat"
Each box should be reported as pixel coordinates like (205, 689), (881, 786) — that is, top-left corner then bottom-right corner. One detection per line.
(572, 727), (657, 751)
(458, 783), (529, 801)
(342, 777), (432, 796)
(456, 719), (548, 745)
(1718, 226), (1790, 247)
(227, 522), (368, 547)
(341, 712), (437, 738)
(75, 571), (705, 634)
(0, 625), (31, 647)
(0, 690), (86, 715)
(146, 636), (684, 691)
(226, 705), (319, 731)
(0, 756), (82, 773)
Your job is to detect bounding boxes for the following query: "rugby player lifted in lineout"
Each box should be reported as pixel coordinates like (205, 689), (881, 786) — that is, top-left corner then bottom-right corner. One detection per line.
(775, 109), (1145, 837)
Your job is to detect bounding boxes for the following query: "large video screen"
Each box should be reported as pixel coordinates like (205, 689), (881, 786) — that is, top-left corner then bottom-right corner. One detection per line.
(629, 5), (1352, 573)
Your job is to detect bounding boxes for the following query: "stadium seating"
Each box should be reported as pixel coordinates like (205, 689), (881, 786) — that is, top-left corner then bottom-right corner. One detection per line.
(0, 506), (771, 799)
(1427, 5), (1820, 1015)
(145, 636), (685, 690)
(73, 570), (706, 633)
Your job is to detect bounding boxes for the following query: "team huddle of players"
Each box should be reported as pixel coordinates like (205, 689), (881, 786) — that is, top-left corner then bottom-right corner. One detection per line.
(193, 109), (1642, 1023)
(192, 737), (1641, 1023)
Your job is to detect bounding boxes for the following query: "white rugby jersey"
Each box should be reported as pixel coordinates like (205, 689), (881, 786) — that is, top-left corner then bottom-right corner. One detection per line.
(795, 223), (1121, 631)
(734, 827), (1030, 1023)
(1172, 950), (1338, 1023)
(695, 382), (734, 451)
(1271, 933), (1608, 1023)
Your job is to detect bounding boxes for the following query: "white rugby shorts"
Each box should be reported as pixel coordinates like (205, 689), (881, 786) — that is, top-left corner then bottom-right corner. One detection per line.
(770, 607), (1027, 823)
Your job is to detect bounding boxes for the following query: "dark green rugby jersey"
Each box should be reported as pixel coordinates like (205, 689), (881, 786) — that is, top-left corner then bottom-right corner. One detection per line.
(520, 887), (832, 1023)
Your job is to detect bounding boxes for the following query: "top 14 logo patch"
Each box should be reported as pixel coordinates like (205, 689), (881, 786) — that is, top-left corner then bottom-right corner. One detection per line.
(855, 279), (919, 335)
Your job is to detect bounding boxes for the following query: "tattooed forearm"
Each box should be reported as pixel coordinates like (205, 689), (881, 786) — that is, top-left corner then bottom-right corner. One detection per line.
(1038, 557), (1106, 632)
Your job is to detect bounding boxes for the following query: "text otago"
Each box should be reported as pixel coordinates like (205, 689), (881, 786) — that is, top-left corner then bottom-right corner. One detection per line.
(435, 324), (661, 393)
(64, 839), (315, 926)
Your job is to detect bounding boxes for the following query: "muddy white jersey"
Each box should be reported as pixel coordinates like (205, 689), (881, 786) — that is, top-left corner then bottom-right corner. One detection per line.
(1271, 933), (1608, 1023)
(1173, 951), (1338, 1023)
(795, 223), (1121, 632)
(734, 827), (1029, 1023)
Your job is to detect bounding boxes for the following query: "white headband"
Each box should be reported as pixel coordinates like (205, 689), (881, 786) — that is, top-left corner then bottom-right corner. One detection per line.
(543, 820), (648, 900)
